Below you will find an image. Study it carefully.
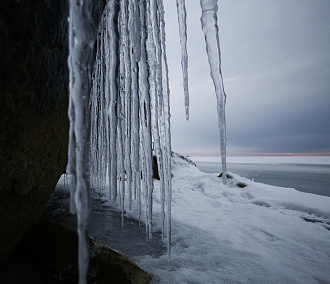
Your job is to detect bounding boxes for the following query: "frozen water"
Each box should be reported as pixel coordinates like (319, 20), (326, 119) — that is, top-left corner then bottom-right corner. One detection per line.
(68, 0), (231, 280)
(67, 0), (95, 283)
(176, 0), (189, 120)
(199, 0), (227, 184)
(89, 0), (173, 251)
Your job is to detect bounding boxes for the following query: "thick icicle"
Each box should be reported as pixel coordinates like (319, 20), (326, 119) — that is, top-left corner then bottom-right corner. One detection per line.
(157, 0), (173, 256)
(122, 0), (133, 214)
(106, 0), (119, 202)
(199, 0), (227, 184)
(67, 3), (77, 215)
(139, 0), (154, 240)
(175, 0), (189, 121)
(129, 0), (140, 209)
(67, 1), (95, 283)
(146, 0), (167, 242)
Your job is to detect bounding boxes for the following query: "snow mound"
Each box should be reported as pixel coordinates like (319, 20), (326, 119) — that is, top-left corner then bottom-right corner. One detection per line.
(136, 153), (330, 283)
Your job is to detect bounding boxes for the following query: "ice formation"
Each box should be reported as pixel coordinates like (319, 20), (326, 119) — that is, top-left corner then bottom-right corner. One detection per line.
(89, 0), (173, 251)
(176, 0), (189, 120)
(199, 0), (227, 184)
(68, 0), (227, 282)
(67, 0), (95, 283)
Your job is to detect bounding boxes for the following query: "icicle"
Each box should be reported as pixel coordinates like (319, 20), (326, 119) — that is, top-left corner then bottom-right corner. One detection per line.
(138, 0), (154, 240)
(68, 0), (95, 283)
(118, 0), (131, 226)
(122, 0), (133, 214)
(146, 0), (167, 242)
(199, 0), (227, 184)
(129, 0), (140, 209)
(158, 0), (173, 257)
(106, 0), (119, 202)
(67, 8), (77, 215)
(176, 0), (189, 121)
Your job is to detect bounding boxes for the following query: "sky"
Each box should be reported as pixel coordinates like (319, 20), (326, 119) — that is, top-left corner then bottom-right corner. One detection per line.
(163, 0), (330, 157)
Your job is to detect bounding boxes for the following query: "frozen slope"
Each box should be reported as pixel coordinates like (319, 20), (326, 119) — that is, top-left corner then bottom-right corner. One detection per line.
(133, 153), (330, 283)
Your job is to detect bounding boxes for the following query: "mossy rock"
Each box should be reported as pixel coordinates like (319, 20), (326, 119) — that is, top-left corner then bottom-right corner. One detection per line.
(90, 246), (152, 284)
(22, 220), (151, 284)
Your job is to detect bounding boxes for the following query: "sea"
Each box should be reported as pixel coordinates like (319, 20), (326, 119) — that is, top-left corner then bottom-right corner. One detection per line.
(191, 156), (330, 198)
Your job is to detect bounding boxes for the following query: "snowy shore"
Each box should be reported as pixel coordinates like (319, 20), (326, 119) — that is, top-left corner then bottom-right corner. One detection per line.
(128, 154), (330, 283)
(47, 154), (330, 283)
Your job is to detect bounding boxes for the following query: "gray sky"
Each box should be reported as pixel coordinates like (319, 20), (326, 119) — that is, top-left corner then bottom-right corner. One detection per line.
(164, 0), (330, 156)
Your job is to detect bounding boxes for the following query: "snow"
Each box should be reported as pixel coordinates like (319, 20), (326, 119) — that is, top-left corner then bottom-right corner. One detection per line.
(119, 153), (330, 283)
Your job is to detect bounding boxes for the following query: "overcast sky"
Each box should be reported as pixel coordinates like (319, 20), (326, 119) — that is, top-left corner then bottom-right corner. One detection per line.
(163, 0), (330, 157)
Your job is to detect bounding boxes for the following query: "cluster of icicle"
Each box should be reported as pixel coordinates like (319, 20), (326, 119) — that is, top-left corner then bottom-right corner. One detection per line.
(89, 0), (173, 253)
(68, 0), (227, 283)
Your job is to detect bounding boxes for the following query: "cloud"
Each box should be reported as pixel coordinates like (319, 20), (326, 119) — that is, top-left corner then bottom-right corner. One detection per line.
(165, 0), (330, 156)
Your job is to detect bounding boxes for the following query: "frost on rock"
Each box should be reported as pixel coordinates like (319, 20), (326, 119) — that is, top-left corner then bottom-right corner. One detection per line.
(199, 0), (227, 184)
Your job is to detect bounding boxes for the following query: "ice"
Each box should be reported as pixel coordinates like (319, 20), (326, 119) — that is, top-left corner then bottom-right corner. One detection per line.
(157, 0), (173, 255)
(67, 0), (95, 283)
(68, 0), (233, 279)
(199, 0), (227, 184)
(87, 0), (173, 245)
(129, 0), (140, 210)
(176, 0), (190, 121)
(133, 153), (330, 283)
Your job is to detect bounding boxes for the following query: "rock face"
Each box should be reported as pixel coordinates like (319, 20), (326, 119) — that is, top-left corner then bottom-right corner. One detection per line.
(22, 221), (152, 284)
(0, 0), (105, 265)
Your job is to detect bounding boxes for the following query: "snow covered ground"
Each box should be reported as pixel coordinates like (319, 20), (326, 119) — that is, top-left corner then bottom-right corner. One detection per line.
(54, 154), (330, 283)
(120, 153), (330, 283)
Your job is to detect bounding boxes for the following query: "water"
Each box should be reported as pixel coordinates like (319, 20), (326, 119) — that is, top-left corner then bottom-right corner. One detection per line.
(195, 161), (330, 197)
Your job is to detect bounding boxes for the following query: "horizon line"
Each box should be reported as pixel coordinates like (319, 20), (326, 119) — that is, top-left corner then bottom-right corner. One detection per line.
(184, 152), (330, 157)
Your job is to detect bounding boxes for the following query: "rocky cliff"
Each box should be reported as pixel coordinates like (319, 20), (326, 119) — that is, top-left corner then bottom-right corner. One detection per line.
(0, 0), (105, 265)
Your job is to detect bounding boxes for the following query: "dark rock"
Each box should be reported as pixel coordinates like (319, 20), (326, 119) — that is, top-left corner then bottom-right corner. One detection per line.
(0, 0), (105, 265)
(90, 246), (152, 284)
(218, 173), (233, 179)
(236, 182), (247, 188)
(153, 156), (160, 180)
(172, 152), (197, 167)
(22, 220), (152, 284)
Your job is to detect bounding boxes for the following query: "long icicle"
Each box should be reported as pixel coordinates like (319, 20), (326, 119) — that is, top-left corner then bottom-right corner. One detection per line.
(199, 0), (227, 184)
(139, 0), (154, 240)
(122, 0), (133, 215)
(129, 0), (140, 209)
(148, 0), (167, 241)
(68, 0), (95, 283)
(157, 0), (173, 257)
(107, 0), (119, 202)
(175, 0), (189, 121)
